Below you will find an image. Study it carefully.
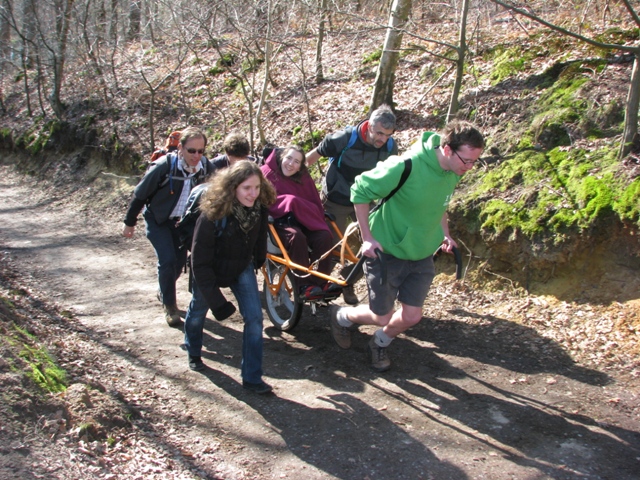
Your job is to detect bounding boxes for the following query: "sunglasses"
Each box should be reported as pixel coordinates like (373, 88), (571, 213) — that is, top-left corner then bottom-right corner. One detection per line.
(186, 148), (205, 154)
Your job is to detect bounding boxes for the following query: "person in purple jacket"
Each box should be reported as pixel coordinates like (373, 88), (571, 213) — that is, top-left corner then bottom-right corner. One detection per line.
(261, 146), (340, 301)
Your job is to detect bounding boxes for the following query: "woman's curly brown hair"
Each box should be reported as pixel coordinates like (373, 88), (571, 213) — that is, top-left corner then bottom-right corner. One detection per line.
(200, 160), (276, 220)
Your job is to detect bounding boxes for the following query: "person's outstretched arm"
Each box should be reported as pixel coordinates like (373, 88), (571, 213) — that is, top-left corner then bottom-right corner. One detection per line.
(306, 148), (322, 166)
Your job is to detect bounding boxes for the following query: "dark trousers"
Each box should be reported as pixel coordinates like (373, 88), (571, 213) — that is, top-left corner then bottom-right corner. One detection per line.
(144, 210), (187, 307)
(275, 225), (334, 288)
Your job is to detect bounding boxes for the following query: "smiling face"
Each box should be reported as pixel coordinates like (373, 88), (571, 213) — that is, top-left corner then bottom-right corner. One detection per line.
(178, 136), (206, 168)
(235, 174), (261, 207)
(280, 148), (304, 177)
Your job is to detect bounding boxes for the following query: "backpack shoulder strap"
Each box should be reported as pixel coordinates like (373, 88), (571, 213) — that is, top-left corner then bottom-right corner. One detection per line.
(336, 126), (359, 169)
(370, 158), (412, 214)
(214, 216), (227, 237)
(145, 155), (175, 204)
(385, 157), (411, 200)
(200, 157), (208, 177)
(386, 137), (395, 152)
(158, 153), (177, 190)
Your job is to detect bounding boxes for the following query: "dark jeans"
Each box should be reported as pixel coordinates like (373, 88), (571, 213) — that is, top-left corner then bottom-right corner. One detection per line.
(275, 225), (334, 287)
(184, 263), (265, 384)
(144, 210), (187, 307)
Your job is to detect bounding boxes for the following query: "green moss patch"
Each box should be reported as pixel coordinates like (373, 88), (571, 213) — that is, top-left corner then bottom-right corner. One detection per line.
(489, 45), (539, 84)
(362, 48), (382, 65)
(463, 146), (637, 240)
(1, 295), (68, 394)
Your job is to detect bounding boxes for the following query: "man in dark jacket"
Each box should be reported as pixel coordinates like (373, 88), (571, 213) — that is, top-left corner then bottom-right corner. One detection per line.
(306, 104), (398, 304)
(123, 127), (215, 326)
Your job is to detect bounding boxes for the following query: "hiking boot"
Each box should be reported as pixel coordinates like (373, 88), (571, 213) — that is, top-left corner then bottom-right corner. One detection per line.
(242, 380), (273, 394)
(164, 304), (181, 327)
(342, 284), (359, 305)
(300, 285), (323, 301)
(188, 355), (205, 371)
(368, 337), (391, 372)
(329, 305), (352, 349)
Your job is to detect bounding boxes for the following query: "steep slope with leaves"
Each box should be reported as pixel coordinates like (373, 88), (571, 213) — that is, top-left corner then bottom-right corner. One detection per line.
(3, 14), (638, 300)
(1, 10), (640, 479)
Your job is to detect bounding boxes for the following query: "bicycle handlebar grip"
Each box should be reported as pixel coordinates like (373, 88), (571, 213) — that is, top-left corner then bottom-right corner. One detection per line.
(452, 246), (462, 280)
(349, 249), (386, 286)
(375, 248), (386, 286)
(433, 245), (463, 280)
(345, 255), (367, 285)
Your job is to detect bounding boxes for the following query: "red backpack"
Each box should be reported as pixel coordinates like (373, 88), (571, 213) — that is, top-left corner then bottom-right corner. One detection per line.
(150, 131), (181, 162)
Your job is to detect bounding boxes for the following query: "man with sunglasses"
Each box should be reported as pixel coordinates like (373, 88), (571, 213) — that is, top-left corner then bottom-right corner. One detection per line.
(306, 104), (398, 305)
(123, 127), (215, 327)
(329, 120), (485, 372)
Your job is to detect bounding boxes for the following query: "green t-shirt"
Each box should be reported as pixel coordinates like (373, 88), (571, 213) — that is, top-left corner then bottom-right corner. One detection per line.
(350, 131), (461, 260)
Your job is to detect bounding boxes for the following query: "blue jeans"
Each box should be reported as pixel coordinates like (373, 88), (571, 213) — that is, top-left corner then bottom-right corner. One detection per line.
(184, 263), (265, 384)
(144, 210), (187, 307)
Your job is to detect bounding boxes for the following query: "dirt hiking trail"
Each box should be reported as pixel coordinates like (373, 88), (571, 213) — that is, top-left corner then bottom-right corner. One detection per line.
(0, 166), (639, 479)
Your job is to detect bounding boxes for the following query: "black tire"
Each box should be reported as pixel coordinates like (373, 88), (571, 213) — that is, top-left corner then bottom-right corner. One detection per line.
(263, 259), (303, 331)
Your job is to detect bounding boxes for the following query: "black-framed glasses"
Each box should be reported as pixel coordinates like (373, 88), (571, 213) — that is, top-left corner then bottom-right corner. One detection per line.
(186, 148), (205, 154)
(453, 150), (477, 165)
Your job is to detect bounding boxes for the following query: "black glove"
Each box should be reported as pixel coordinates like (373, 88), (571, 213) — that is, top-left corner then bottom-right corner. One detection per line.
(254, 257), (265, 270)
(212, 301), (236, 321)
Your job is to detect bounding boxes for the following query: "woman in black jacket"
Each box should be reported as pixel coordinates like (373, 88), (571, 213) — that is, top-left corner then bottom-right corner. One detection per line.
(184, 161), (277, 394)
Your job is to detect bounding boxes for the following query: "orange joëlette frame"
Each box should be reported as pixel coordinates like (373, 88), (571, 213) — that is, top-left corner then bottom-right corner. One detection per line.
(262, 218), (360, 298)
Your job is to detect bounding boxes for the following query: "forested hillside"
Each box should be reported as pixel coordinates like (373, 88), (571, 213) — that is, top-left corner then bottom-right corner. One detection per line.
(1, 0), (638, 297)
(1, 2), (640, 478)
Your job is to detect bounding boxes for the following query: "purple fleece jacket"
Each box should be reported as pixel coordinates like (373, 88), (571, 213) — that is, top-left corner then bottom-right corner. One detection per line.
(261, 151), (330, 233)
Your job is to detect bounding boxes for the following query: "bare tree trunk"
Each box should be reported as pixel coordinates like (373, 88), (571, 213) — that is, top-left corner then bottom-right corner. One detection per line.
(447, 0), (470, 121)
(256, 0), (272, 147)
(127, 0), (140, 41)
(0, 0), (9, 115)
(141, 67), (178, 152)
(314, 0), (327, 84)
(49, 0), (75, 119)
(144, 0), (155, 44)
(620, 53), (640, 158)
(35, 50), (46, 117)
(82, 0), (110, 103)
(370, 0), (412, 111)
(96, 0), (106, 41)
(0, 0), (11, 61)
(22, 0), (36, 68)
(20, 39), (32, 116)
(109, 0), (118, 41)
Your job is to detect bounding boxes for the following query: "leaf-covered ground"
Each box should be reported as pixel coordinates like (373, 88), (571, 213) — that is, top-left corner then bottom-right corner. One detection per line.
(0, 165), (638, 479)
(1, 7), (639, 479)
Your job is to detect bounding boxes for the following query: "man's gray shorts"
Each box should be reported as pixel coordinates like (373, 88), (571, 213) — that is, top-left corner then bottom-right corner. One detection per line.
(364, 252), (435, 316)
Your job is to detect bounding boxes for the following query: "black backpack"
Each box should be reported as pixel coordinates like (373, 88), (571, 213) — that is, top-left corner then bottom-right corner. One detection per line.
(176, 183), (209, 251)
(145, 153), (210, 203)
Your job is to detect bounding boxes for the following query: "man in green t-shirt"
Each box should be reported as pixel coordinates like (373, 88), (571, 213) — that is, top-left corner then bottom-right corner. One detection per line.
(329, 120), (485, 372)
